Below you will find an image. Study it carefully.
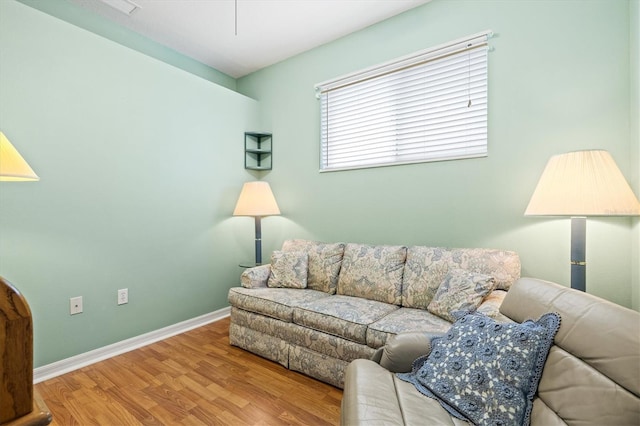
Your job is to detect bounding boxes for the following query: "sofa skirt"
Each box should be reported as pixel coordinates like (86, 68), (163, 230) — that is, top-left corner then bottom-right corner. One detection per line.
(289, 344), (349, 388)
(229, 307), (378, 388)
(228, 323), (289, 368)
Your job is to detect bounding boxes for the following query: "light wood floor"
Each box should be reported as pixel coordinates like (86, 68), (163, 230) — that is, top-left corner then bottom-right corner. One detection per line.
(35, 317), (342, 425)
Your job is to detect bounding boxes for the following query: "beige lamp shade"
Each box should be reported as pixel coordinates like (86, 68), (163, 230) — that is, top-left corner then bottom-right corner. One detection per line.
(525, 150), (640, 216)
(0, 131), (39, 181)
(233, 181), (281, 217)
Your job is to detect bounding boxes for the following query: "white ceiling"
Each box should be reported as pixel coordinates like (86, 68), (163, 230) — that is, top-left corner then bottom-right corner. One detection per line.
(68, 0), (431, 78)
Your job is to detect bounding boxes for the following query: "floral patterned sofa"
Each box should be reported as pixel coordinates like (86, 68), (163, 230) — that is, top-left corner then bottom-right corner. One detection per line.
(227, 240), (521, 388)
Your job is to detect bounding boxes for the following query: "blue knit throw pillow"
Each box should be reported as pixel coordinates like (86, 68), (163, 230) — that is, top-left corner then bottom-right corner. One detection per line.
(397, 312), (560, 426)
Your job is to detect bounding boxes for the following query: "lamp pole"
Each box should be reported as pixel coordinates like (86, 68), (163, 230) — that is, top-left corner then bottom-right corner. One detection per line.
(254, 216), (262, 265)
(570, 216), (586, 292)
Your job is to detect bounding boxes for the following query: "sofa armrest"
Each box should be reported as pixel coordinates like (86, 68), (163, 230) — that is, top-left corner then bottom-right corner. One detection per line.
(240, 264), (271, 288)
(375, 332), (444, 373)
(477, 290), (512, 323)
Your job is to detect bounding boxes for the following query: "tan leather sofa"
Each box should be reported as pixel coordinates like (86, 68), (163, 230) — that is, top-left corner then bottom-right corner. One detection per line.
(341, 277), (640, 425)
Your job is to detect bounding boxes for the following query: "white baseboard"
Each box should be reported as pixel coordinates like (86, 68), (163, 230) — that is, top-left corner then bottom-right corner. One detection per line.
(34, 307), (231, 383)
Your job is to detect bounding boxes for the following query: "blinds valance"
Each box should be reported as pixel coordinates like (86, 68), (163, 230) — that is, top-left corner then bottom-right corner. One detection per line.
(316, 31), (493, 172)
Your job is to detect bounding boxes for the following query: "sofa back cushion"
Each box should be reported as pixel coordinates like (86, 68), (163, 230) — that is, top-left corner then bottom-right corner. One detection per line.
(501, 278), (640, 426)
(281, 239), (346, 294)
(401, 246), (521, 309)
(337, 243), (407, 305)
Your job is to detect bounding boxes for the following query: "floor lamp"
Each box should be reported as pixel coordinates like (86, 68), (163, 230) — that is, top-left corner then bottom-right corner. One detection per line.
(525, 150), (640, 291)
(233, 181), (281, 265)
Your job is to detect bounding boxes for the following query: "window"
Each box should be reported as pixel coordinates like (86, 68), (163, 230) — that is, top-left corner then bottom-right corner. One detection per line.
(316, 31), (492, 172)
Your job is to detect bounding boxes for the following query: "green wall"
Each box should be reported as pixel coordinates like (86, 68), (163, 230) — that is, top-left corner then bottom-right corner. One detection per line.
(238, 0), (638, 308)
(1, 0), (638, 370)
(0, 0), (260, 367)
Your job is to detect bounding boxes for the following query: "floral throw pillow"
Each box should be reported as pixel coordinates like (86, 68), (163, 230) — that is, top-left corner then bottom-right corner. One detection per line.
(397, 312), (561, 426)
(267, 250), (308, 289)
(282, 240), (346, 294)
(427, 269), (496, 322)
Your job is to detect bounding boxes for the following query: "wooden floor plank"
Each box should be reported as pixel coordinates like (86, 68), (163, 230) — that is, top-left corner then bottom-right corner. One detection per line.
(36, 317), (342, 425)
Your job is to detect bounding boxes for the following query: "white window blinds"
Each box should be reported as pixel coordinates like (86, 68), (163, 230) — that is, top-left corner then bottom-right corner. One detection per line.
(316, 31), (492, 172)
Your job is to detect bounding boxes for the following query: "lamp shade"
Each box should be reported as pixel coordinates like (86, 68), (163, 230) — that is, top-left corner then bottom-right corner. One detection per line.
(0, 132), (39, 181)
(233, 181), (280, 217)
(525, 150), (640, 216)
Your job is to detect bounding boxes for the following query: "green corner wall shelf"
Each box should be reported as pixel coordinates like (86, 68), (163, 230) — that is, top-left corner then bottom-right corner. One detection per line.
(244, 132), (272, 170)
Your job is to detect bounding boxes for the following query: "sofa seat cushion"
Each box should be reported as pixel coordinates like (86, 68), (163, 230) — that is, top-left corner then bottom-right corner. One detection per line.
(394, 374), (471, 426)
(367, 307), (452, 349)
(293, 295), (399, 344)
(228, 287), (330, 322)
(341, 359), (404, 426)
(341, 359), (469, 426)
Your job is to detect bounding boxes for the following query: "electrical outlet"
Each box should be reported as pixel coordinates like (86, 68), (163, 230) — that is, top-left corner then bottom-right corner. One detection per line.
(70, 296), (83, 315)
(118, 288), (128, 305)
